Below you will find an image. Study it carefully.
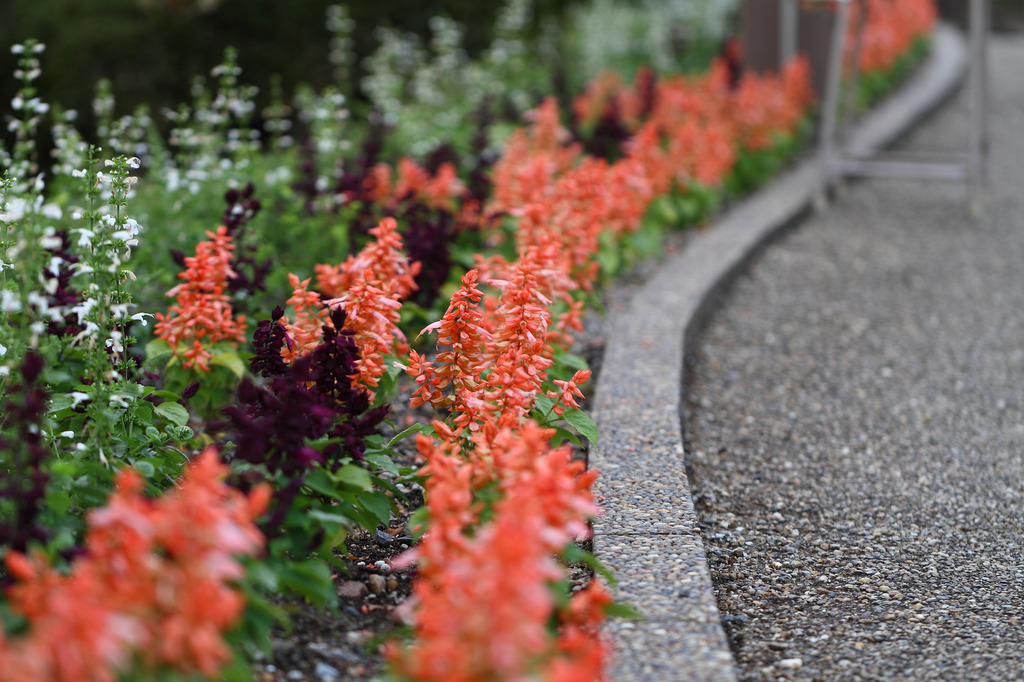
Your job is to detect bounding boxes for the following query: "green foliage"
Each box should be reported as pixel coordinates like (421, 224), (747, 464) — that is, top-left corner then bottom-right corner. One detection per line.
(726, 121), (810, 197)
(857, 35), (932, 111)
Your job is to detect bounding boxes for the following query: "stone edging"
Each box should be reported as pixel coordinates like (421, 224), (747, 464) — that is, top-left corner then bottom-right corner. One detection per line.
(591, 24), (968, 682)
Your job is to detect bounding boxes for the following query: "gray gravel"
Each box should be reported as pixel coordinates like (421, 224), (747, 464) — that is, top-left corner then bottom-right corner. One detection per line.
(686, 36), (1024, 681)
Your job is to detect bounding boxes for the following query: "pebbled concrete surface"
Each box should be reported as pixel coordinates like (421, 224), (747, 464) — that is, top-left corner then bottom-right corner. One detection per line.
(686, 35), (1024, 681)
(591, 25), (969, 682)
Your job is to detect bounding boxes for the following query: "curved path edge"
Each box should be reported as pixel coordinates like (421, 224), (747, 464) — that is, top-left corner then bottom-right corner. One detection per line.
(591, 24), (968, 682)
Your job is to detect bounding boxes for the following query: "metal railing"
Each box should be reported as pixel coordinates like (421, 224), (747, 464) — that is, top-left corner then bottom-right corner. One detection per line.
(814, 0), (991, 206)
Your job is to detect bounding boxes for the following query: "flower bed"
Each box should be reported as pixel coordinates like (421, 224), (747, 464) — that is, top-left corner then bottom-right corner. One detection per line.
(0, 1), (936, 680)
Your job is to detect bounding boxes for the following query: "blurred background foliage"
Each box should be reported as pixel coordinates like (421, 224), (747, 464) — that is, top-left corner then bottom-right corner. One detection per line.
(0, 0), (571, 141)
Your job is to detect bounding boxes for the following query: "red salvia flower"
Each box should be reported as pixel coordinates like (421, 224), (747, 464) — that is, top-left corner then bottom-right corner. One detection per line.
(0, 449), (268, 682)
(154, 226), (247, 371)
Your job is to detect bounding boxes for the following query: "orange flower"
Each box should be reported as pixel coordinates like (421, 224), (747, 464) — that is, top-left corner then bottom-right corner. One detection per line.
(546, 369), (592, 416)
(315, 217), (419, 394)
(316, 217), (419, 300)
(0, 448), (266, 682)
(404, 269), (492, 416)
(389, 421), (605, 682)
(850, 0), (936, 74)
(153, 226), (247, 371)
(573, 69), (624, 131)
(279, 273), (329, 362)
(326, 267), (405, 394)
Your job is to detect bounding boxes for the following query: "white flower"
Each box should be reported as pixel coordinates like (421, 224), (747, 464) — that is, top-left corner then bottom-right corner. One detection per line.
(0, 366), (9, 378)
(108, 393), (129, 408)
(11, 45), (25, 55)
(1, 290), (22, 313)
(71, 169), (87, 178)
(39, 234), (63, 249)
(70, 321), (100, 346)
(111, 229), (138, 245)
(69, 297), (97, 324)
(127, 157), (141, 169)
(69, 391), (90, 408)
(106, 331), (124, 354)
(41, 203), (62, 220)
(0, 197), (27, 223)
(131, 312), (154, 326)
(47, 255), (64, 277)
(74, 228), (95, 248)
(0, 344), (6, 356)
(60, 431), (75, 439)
(71, 262), (94, 277)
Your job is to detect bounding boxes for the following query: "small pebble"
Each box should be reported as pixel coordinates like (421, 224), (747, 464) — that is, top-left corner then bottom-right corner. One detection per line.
(367, 573), (387, 594)
(315, 661), (340, 681)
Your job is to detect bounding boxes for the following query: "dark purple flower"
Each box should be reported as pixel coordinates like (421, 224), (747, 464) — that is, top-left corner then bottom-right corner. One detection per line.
(250, 307), (292, 379)
(223, 306), (390, 537)
(0, 353), (53, 553)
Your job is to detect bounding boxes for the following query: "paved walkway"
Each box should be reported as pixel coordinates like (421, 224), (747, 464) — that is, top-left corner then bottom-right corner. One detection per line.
(686, 35), (1024, 680)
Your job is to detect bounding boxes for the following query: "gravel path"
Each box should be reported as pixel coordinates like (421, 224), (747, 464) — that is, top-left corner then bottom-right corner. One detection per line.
(685, 36), (1024, 681)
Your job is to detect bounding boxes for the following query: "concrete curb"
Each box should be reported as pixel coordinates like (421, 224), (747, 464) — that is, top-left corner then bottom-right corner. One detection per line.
(591, 24), (968, 682)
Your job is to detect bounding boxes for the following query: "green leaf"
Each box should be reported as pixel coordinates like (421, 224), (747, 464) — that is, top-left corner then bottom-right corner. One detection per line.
(305, 468), (341, 498)
(605, 601), (644, 620)
(356, 490), (392, 527)
(44, 490), (70, 516)
(562, 408), (598, 446)
(308, 509), (355, 527)
(533, 395), (557, 416)
(48, 394), (73, 413)
(337, 491), (379, 531)
(276, 559), (336, 609)
(563, 543), (617, 587)
(552, 426), (582, 449)
(154, 402), (189, 427)
(387, 423), (433, 447)
(145, 338), (172, 359)
(553, 348), (589, 372)
(406, 507), (430, 540)
(372, 476), (408, 502)
(133, 460), (156, 478)
(597, 244), (620, 276)
(211, 352), (247, 379)
(335, 464), (372, 491)
(245, 562), (280, 592)
(165, 425), (194, 441)
(365, 452), (400, 476)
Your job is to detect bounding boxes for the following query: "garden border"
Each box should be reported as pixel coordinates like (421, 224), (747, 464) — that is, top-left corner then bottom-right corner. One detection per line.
(591, 24), (968, 682)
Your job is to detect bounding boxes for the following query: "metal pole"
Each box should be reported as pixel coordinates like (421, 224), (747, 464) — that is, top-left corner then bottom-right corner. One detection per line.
(842, 0), (868, 144)
(819, 0), (852, 194)
(980, 0), (991, 191)
(968, 0), (985, 201)
(780, 0), (799, 67)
